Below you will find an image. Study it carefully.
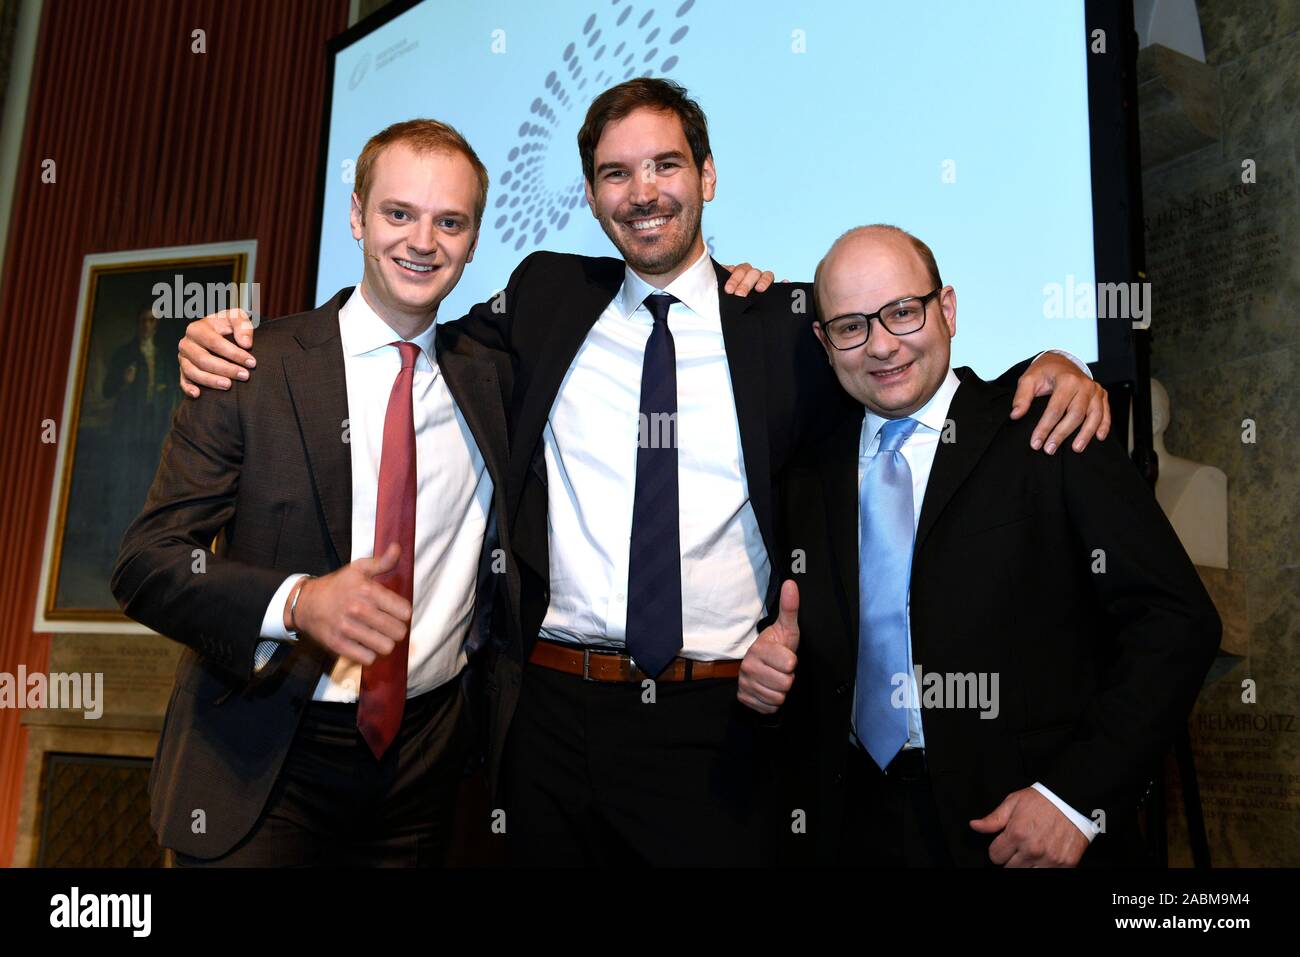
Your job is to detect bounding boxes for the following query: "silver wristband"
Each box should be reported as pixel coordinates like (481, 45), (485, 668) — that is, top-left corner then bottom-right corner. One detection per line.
(287, 575), (315, 639)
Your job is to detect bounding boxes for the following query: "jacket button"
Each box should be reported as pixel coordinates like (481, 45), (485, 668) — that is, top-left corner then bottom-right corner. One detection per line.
(834, 683), (849, 697)
(832, 772), (844, 786)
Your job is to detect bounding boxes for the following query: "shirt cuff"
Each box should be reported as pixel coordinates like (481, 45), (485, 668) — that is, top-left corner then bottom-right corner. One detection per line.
(259, 573), (309, 641)
(254, 574), (309, 674)
(252, 639), (281, 673)
(1032, 349), (1092, 379)
(1032, 782), (1100, 842)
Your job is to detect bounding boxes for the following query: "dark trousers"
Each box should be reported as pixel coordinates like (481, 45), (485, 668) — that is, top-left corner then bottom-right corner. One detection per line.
(502, 661), (772, 866)
(174, 677), (470, 867)
(839, 743), (954, 867)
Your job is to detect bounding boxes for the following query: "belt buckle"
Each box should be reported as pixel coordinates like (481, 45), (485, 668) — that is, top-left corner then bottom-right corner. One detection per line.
(580, 647), (638, 682)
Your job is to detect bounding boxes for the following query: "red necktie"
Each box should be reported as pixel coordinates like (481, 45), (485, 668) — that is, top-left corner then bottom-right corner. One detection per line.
(357, 340), (419, 759)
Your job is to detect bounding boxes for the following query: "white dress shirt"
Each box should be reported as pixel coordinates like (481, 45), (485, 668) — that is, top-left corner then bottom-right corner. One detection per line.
(257, 287), (493, 702)
(538, 248), (769, 661)
(856, 366), (1099, 841)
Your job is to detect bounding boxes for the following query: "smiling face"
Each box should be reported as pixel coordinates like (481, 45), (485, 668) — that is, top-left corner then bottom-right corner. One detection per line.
(814, 229), (956, 418)
(584, 106), (716, 285)
(350, 142), (480, 333)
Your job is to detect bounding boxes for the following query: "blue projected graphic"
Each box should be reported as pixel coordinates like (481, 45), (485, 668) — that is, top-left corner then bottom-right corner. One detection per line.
(490, 3), (696, 254)
(318, 0), (1099, 376)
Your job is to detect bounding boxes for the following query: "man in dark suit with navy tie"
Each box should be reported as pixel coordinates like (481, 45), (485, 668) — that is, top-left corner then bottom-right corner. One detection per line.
(740, 225), (1220, 867)
(444, 82), (1109, 865)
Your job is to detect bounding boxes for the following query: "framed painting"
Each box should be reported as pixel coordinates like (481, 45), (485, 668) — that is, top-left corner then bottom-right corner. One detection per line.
(35, 241), (258, 632)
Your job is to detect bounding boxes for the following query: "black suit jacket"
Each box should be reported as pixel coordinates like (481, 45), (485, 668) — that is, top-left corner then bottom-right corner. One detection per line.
(449, 250), (852, 798)
(774, 369), (1221, 866)
(111, 288), (513, 859)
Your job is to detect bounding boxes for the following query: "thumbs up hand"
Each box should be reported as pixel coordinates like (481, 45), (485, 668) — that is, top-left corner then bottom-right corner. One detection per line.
(737, 580), (800, 714)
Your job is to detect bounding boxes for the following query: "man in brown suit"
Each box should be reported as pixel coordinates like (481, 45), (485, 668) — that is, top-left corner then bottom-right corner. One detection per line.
(113, 120), (514, 865)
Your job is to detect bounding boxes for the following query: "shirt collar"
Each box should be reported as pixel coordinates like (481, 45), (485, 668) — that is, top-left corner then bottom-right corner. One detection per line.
(338, 285), (437, 368)
(861, 366), (961, 454)
(617, 246), (718, 322)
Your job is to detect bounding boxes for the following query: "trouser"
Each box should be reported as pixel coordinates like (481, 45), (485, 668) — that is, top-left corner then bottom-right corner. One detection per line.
(174, 677), (470, 867)
(839, 742), (954, 867)
(502, 661), (773, 866)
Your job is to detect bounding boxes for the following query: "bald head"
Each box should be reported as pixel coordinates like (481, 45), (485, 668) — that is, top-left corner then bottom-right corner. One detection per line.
(813, 225), (941, 321)
(810, 224), (956, 419)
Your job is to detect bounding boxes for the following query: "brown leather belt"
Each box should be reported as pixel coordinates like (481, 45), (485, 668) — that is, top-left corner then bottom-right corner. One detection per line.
(528, 639), (741, 683)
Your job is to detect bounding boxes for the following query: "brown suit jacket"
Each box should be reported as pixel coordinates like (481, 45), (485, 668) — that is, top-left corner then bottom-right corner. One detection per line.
(112, 288), (514, 859)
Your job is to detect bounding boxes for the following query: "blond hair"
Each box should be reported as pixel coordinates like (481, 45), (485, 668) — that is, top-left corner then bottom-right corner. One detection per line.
(353, 118), (490, 227)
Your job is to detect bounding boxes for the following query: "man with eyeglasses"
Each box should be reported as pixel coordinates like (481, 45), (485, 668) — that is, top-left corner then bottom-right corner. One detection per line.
(739, 225), (1220, 867)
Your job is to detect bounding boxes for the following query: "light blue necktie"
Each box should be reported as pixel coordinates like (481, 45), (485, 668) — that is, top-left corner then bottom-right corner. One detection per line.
(854, 416), (920, 771)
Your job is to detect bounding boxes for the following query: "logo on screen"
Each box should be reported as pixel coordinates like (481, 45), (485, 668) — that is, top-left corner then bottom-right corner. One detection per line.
(490, 0), (697, 253)
(349, 53), (371, 91)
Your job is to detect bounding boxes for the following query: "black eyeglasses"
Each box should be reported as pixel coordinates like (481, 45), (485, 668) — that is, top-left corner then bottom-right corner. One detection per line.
(818, 287), (942, 351)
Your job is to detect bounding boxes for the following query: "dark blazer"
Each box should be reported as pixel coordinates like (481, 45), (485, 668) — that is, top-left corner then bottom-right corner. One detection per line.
(774, 369), (1221, 866)
(449, 250), (851, 798)
(111, 287), (513, 859)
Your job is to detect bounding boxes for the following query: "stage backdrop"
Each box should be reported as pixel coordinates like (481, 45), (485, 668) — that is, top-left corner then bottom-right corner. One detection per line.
(318, 0), (1102, 377)
(0, 0), (350, 868)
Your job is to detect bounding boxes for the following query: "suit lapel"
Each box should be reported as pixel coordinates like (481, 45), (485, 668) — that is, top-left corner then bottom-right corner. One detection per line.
(436, 335), (508, 493)
(714, 261), (777, 588)
(914, 372), (1005, 555)
(283, 292), (353, 568)
(507, 257), (624, 527)
(819, 410), (864, 648)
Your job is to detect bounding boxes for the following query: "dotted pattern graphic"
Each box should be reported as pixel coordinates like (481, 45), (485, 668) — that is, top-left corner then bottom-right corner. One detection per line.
(493, 0), (697, 252)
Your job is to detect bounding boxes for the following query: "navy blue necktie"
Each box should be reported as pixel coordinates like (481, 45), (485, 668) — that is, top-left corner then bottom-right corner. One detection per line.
(625, 292), (682, 678)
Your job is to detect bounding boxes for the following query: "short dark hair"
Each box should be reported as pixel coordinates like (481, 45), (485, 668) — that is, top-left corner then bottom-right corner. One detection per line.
(578, 78), (712, 185)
